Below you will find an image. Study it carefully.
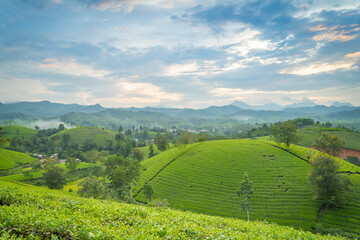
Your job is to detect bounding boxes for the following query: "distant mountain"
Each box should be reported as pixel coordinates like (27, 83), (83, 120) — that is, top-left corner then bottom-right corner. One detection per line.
(285, 99), (317, 109)
(327, 109), (360, 120)
(283, 105), (357, 115)
(231, 101), (284, 111)
(231, 99), (318, 111)
(0, 101), (106, 117)
(331, 101), (355, 107)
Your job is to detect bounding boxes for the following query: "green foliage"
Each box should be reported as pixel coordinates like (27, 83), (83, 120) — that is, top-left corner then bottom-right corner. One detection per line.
(236, 172), (254, 221)
(43, 165), (67, 189)
(0, 126), (10, 147)
(0, 181), (343, 240)
(308, 153), (351, 207)
(314, 132), (344, 157)
(0, 149), (37, 170)
(143, 182), (154, 202)
(132, 148), (144, 161)
(155, 134), (169, 151)
(65, 158), (79, 172)
(345, 156), (360, 167)
(271, 122), (300, 148)
(104, 155), (141, 198)
(149, 198), (169, 208)
(78, 176), (107, 199)
(148, 144), (155, 158)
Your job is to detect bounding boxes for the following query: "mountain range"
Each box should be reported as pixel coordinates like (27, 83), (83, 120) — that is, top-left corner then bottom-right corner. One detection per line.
(0, 100), (359, 130)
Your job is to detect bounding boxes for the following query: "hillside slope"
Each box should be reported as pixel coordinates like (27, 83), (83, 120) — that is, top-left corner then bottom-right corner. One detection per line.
(0, 181), (344, 240)
(134, 139), (360, 234)
(0, 149), (37, 170)
(50, 127), (116, 147)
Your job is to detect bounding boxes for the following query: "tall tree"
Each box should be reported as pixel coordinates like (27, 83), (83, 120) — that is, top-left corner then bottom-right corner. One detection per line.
(43, 165), (67, 190)
(270, 122), (300, 148)
(143, 182), (154, 202)
(149, 144), (155, 158)
(0, 126), (10, 147)
(132, 148), (144, 161)
(155, 134), (169, 152)
(314, 132), (344, 157)
(236, 172), (254, 221)
(308, 153), (351, 208)
(65, 158), (79, 172)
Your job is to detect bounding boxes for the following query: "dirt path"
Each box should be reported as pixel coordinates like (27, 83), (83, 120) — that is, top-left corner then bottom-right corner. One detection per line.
(340, 149), (360, 160)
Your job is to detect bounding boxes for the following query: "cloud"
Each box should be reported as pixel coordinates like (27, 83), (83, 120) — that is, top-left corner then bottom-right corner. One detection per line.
(77, 0), (194, 12)
(279, 51), (360, 75)
(38, 58), (111, 78)
(210, 85), (360, 106)
(310, 24), (360, 42)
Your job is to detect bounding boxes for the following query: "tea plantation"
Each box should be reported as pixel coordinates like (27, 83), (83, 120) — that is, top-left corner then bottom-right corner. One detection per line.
(134, 139), (360, 235)
(0, 149), (37, 170)
(0, 181), (345, 239)
(50, 127), (116, 147)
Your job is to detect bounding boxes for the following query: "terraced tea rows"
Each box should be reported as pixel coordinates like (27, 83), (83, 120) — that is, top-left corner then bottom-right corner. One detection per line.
(0, 149), (37, 170)
(0, 181), (344, 239)
(135, 139), (360, 234)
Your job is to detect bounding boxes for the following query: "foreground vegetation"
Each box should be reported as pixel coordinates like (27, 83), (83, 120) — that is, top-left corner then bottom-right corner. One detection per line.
(0, 181), (345, 240)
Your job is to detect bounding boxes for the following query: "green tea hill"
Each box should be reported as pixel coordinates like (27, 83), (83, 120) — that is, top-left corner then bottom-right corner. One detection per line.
(0, 181), (344, 240)
(0, 149), (37, 170)
(2, 126), (37, 139)
(134, 139), (360, 235)
(50, 127), (116, 147)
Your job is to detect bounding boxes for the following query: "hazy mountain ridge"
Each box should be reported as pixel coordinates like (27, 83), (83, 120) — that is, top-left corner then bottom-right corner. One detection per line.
(1, 101), (360, 129)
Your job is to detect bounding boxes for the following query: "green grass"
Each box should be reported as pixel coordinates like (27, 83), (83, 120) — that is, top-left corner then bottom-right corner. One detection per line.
(0, 181), (344, 239)
(0, 149), (37, 170)
(138, 143), (175, 160)
(1, 126), (36, 139)
(50, 127), (116, 147)
(134, 139), (360, 235)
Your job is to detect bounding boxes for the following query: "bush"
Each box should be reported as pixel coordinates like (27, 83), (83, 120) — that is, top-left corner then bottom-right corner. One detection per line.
(149, 198), (169, 208)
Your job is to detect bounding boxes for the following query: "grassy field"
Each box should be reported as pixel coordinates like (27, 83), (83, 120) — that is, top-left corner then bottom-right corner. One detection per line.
(50, 127), (116, 147)
(0, 181), (344, 240)
(1, 126), (37, 139)
(0, 149), (37, 170)
(134, 139), (360, 235)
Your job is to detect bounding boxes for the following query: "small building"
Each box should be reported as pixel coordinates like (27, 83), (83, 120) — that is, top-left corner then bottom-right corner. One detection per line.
(59, 159), (67, 164)
(50, 153), (58, 159)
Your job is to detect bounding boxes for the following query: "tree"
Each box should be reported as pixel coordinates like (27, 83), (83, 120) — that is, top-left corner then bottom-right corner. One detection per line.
(125, 129), (132, 137)
(118, 126), (123, 133)
(78, 176), (107, 199)
(308, 153), (351, 208)
(58, 124), (65, 131)
(43, 165), (67, 189)
(104, 155), (140, 198)
(270, 122), (300, 148)
(236, 172), (254, 221)
(0, 126), (10, 147)
(314, 132), (344, 157)
(143, 182), (154, 202)
(132, 148), (144, 161)
(65, 158), (79, 172)
(149, 144), (155, 158)
(155, 134), (169, 152)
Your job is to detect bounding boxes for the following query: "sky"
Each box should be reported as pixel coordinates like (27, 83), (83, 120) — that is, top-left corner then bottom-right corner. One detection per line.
(1, 0), (360, 108)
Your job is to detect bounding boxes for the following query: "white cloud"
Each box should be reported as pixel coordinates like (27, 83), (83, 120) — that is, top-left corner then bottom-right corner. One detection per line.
(310, 24), (360, 42)
(279, 51), (360, 75)
(38, 58), (111, 78)
(0, 77), (58, 102)
(210, 85), (360, 106)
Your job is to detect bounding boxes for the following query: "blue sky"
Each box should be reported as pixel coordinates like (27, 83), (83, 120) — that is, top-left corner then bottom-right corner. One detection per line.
(1, 0), (360, 108)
